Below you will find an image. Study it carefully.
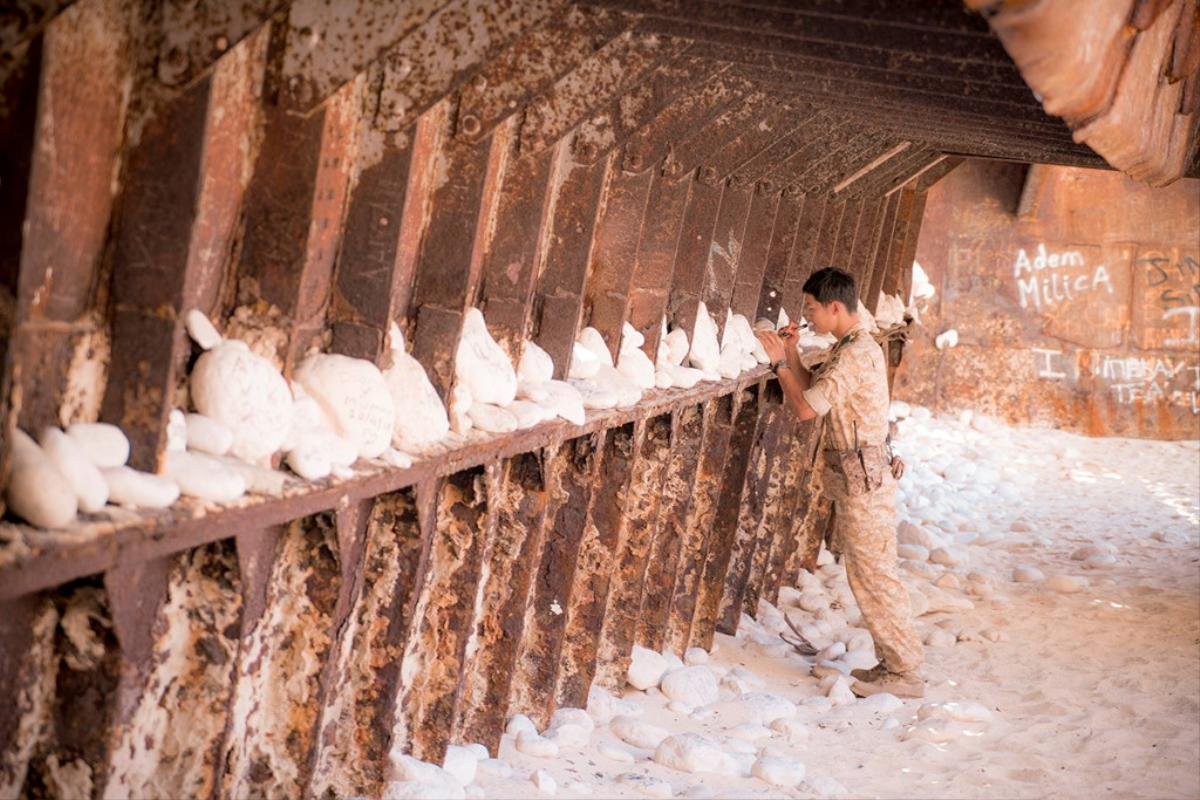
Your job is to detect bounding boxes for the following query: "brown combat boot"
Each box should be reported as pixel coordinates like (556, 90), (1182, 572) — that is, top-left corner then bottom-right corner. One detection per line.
(850, 670), (924, 699)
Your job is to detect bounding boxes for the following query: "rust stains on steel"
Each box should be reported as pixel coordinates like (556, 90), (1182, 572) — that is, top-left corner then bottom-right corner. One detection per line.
(5, 1), (1165, 791)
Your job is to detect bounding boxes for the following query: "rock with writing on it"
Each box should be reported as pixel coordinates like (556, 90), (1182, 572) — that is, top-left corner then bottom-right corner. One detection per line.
(190, 340), (292, 463)
(456, 308), (518, 405)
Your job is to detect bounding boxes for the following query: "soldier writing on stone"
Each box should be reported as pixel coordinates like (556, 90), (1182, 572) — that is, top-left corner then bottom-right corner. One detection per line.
(755, 266), (925, 699)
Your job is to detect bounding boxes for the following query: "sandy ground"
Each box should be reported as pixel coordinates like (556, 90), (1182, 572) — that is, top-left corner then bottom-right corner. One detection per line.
(392, 407), (1200, 800)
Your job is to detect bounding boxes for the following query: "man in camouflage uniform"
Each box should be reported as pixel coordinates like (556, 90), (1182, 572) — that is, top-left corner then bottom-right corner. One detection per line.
(757, 266), (924, 698)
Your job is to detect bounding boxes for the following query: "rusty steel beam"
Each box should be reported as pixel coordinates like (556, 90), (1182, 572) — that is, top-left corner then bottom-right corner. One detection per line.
(690, 383), (761, 649)
(779, 192), (828, 317)
(810, 199), (847, 272)
(718, 107), (836, 184)
(309, 489), (426, 797)
(574, 54), (730, 168)
(218, 514), (341, 797)
(231, 75), (360, 376)
(663, 393), (734, 654)
(102, 30), (268, 472)
(394, 471), (494, 764)
(730, 181), (783, 321)
(154, 0), (284, 88)
(625, 166), (692, 360)
(476, 139), (559, 362)
(716, 380), (786, 633)
(666, 172), (723, 336)
(865, 192), (902, 309)
(584, 160), (656, 358)
(404, 100), (510, 401)
(518, 29), (689, 156)
(3, 0), (129, 470)
(455, 452), (550, 752)
(633, 404), (702, 651)
(756, 187), (805, 325)
(455, 5), (636, 144)
(532, 144), (615, 378)
(595, 413), (671, 687)
(743, 419), (806, 612)
(852, 196), (890, 301)
(623, 72), (755, 174)
(507, 434), (601, 729)
(669, 92), (788, 177)
(831, 197), (867, 279)
(556, 422), (636, 709)
(703, 175), (756, 331)
(879, 185), (921, 301)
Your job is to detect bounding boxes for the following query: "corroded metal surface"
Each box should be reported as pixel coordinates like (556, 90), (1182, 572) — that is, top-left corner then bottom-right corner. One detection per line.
(5, 2), (1176, 791)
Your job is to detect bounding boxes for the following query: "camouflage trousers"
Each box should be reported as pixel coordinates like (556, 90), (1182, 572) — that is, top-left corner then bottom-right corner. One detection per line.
(828, 473), (924, 675)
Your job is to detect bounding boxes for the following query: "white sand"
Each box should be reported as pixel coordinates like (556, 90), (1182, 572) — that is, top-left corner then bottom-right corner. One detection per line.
(455, 409), (1200, 800)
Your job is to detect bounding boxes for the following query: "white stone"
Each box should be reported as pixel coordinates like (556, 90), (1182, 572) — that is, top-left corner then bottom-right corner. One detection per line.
(897, 520), (936, 550)
(659, 363), (704, 389)
(577, 327), (614, 366)
(466, 402), (519, 433)
(653, 733), (732, 775)
(1012, 565), (1045, 583)
(550, 707), (594, 732)
(565, 780), (593, 796)
(167, 409), (187, 452)
(934, 329), (958, 349)
(728, 723), (772, 741)
(5, 430), (78, 528)
(596, 740), (636, 764)
(664, 328), (690, 366)
(723, 737), (758, 755)
(442, 745), (479, 786)
(934, 572), (961, 591)
(918, 701), (992, 723)
(531, 769), (557, 795)
(515, 731), (558, 759)
(286, 448), (332, 481)
(807, 775), (848, 797)
(1045, 574), (1085, 593)
(817, 641), (846, 661)
(618, 344), (657, 390)
(752, 756), (806, 788)
(928, 546), (965, 567)
(449, 382), (473, 435)
(506, 714), (538, 738)
(503, 400), (548, 429)
(103, 466), (180, 509)
(66, 422), (130, 468)
(859, 692), (903, 713)
(546, 722), (590, 749)
(687, 303), (721, 374)
(769, 717), (809, 742)
(293, 353), (394, 459)
(587, 685), (641, 724)
(593, 364), (643, 407)
(660, 666), (719, 707)
(190, 341), (292, 463)
(616, 772), (673, 799)
(667, 700), (694, 715)
(185, 309), (223, 350)
(184, 413), (234, 456)
(165, 450), (246, 502)
(683, 647), (708, 665)
(924, 628), (956, 648)
(1084, 554), (1117, 569)
(736, 692), (798, 724)
(902, 718), (955, 743)
(570, 376), (620, 410)
(568, 342), (602, 379)
(38, 427), (107, 513)
(518, 341), (555, 385)
(622, 322), (646, 350)
(897, 543), (929, 562)
(627, 645), (670, 690)
(826, 676), (857, 706)
(456, 308), (518, 406)
(476, 758), (513, 779)
(610, 716), (670, 750)
(384, 325), (451, 454)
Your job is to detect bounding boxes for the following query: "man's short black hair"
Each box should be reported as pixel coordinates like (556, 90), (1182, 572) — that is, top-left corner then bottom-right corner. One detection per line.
(802, 267), (858, 311)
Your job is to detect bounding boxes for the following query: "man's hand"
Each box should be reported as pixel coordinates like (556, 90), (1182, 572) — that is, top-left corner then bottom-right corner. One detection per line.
(756, 330), (787, 363)
(778, 322), (800, 346)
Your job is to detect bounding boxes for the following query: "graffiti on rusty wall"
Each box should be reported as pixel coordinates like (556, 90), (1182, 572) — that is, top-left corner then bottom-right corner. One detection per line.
(894, 159), (1200, 439)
